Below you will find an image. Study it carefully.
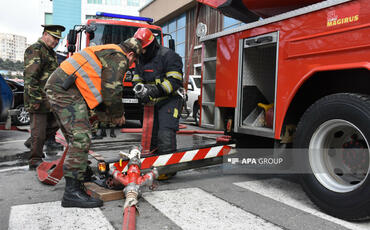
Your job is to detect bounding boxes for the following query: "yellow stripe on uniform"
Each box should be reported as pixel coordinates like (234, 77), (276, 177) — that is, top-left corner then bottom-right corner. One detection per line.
(161, 79), (173, 94)
(166, 71), (183, 81)
(132, 74), (143, 82)
(173, 108), (178, 118)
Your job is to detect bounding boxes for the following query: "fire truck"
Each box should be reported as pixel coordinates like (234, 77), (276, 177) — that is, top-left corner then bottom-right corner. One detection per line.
(197, 0), (370, 220)
(65, 12), (170, 123)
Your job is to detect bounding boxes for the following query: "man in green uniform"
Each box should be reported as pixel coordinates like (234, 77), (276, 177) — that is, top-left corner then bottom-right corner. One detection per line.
(24, 24), (65, 169)
(45, 38), (142, 208)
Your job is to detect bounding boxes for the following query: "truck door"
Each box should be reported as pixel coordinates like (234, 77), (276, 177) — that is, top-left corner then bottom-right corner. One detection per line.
(235, 32), (278, 138)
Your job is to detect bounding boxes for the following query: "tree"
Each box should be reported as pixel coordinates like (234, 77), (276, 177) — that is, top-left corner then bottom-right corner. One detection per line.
(0, 59), (24, 72)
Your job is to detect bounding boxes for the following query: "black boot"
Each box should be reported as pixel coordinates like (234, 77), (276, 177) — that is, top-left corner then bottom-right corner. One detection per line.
(110, 128), (116, 138)
(61, 177), (103, 208)
(100, 128), (107, 137)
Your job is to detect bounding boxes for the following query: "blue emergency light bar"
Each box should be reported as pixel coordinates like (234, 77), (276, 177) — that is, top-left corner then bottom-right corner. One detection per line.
(96, 12), (154, 23)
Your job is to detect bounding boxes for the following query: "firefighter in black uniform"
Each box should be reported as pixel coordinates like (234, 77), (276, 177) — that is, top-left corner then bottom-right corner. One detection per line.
(133, 28), (183, 154)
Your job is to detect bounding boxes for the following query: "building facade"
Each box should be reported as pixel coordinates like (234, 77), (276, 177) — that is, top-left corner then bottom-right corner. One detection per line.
(0, 33), (27, 62)
(139, 0), (244, 76)
(41, 0), (151, 39)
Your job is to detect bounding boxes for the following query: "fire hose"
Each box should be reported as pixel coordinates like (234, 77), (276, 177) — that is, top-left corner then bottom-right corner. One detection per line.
(109, 146), (158, 230)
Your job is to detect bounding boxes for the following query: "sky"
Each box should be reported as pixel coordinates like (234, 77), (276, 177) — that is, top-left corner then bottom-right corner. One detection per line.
(0, 0), (44, 44)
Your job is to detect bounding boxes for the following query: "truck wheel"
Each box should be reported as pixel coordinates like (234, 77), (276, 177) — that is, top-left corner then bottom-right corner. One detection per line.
(294, 93), (370, 220)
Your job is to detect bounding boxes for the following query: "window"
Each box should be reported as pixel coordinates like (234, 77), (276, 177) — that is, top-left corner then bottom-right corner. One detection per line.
(223, 16), (244, 31)
(45, 13), (53, 25)
(86, 15), (112, 20)
(127, 0), (139, 7)
(105, 0), (121, 5)
(161, 13), (186, 72)
(88, 0), (102, 4)
(88, 24), (161, 47)
(86, 15), (96, 20)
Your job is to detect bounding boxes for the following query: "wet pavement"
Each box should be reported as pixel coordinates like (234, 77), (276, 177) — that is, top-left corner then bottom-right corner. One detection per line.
(0, 118), (218, 171)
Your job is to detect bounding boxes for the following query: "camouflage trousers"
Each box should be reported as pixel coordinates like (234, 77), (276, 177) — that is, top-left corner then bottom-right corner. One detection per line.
(45, 70), (91, 180)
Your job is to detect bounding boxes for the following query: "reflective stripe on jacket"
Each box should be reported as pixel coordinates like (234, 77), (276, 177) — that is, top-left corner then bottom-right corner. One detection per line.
(60, 44), (125, 109)
(134, 46), (183, 103)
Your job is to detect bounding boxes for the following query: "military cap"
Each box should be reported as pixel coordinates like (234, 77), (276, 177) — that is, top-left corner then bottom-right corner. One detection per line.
(42, 24), (66, 39)
(122, 38), (143, 56)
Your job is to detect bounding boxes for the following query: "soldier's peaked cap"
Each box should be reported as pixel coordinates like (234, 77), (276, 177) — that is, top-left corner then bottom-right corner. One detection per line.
(42, 25), (65, 39)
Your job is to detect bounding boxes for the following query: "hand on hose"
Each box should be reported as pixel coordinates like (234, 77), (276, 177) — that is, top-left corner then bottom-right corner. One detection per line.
(135, 84), (163, 104)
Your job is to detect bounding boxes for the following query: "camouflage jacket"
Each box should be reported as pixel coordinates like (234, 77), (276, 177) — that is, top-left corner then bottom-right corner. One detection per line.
(24, 39), (58, 113)
(95, 48), (128, 119)
(45, 47), (128, 120)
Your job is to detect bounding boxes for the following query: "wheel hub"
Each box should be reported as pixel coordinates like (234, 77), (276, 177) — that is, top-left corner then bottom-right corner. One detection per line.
(309, 119), (370, 193)
(342, 135), (369, 175)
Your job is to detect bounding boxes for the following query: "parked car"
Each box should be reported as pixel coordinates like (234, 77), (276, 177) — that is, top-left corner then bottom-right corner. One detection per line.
(5, 79), (30, 125)
(0, 75), (13, 121)
(186, 75), (201, 125)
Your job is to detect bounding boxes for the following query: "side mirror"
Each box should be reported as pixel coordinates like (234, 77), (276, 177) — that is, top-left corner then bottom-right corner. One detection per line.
(85, 25), (96, 40)
(169, 38), (175, 51)
(67, 29), (77, 45)
(85, 24), (96, 34)
(67, 29), (77, 53)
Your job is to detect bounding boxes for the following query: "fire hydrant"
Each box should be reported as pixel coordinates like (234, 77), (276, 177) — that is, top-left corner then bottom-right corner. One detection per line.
(109, 146), (158, 230)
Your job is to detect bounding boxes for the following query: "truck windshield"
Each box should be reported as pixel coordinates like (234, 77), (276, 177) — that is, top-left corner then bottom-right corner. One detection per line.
(89, 24), (162, 46)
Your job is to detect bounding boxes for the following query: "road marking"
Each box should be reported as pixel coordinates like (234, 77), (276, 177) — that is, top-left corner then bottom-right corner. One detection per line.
(234, 179), (370, 230)
(143, 187), (282, 230)
(0, 165), (28, 173)
(0, 139), (27, 144)
(9, 201), (114, 230)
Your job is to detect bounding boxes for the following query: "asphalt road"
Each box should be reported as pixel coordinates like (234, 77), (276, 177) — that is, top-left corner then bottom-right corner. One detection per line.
(0, 119), (369, 230)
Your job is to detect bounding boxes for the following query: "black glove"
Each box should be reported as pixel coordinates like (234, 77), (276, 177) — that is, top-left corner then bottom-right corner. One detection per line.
(145, 84), (163, 98)
(134, 83), (164, 103)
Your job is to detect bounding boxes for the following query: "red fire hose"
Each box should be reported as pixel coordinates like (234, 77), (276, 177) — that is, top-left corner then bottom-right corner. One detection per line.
(110, 147), (158, 230)
(123, 206), (136, 230)
(121, 128), (224, 135)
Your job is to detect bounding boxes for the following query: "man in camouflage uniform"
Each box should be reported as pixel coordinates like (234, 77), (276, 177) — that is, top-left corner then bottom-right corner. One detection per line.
(45, 38), (142, 208)
(24, 24), (65, 169)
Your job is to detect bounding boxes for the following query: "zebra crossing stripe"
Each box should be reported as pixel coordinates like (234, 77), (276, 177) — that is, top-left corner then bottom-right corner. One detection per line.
(8, 201), (114, 230)
(143, 187), (283, 230)
(234, 179), (370, 230)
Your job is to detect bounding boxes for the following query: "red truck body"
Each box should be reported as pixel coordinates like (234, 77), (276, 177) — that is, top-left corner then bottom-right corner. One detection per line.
(200, 0), (368, 137)
(198, 0), (370, 220)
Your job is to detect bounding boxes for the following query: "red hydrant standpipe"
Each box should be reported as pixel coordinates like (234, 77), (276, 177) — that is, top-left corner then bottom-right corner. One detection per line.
(110, 147), (158, 230)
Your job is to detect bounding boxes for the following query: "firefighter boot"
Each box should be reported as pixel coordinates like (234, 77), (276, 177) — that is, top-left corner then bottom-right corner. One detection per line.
(61, 177), (103, 208)
(110, 128), (116, 138)
(156, 130), (177, 180)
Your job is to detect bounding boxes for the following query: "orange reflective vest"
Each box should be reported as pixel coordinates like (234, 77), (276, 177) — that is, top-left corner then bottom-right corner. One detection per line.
(60, 44), (126, 109)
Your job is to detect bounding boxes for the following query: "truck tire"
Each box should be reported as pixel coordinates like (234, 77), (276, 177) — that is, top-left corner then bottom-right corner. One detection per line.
(294, 93), (370, 220)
